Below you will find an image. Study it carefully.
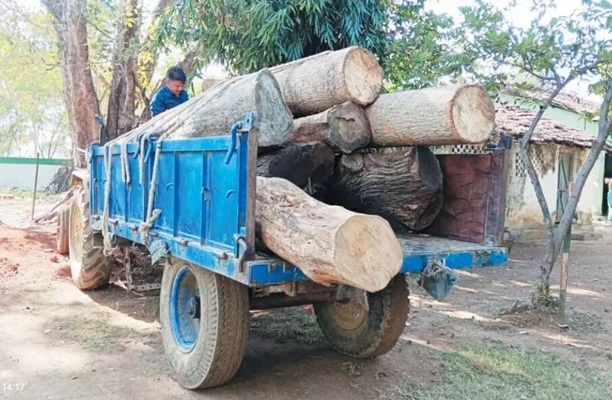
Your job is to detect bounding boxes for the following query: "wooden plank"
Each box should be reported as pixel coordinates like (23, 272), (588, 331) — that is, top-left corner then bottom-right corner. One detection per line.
(424, 154), (491, 243)
(483, 148), (510, 245)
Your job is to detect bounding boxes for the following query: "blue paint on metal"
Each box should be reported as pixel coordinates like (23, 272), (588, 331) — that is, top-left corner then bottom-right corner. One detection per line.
(170, 265), (200, 352)
(90, 113), (508, 290)
(224, 121), (242, 165)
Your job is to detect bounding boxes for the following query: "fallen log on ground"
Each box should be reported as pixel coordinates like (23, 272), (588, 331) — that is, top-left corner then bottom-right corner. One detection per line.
(367, 85), (495, 146)
(256, 143), (335, 197)
(269, 47), (383, 117)
(326, 147), (444, 231)
(114, 69), (293, 148)
(256, 176), (402, 292)
(33, 186), (78, 223)
(286, 102), (371, 153)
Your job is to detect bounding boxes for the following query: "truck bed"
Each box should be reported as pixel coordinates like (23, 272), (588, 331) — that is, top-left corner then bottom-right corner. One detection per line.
(245, 234), (507, 286)
(89, 117), (508, 289)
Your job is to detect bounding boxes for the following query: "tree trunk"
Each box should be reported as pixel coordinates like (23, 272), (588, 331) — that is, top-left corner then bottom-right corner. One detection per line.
(287, 102), (371, 153)
(269, 46), (383, 117)
(327, 147), (444, 232)
(367, 85), (495, 146)
(256, 177), (403, 292)
(114, 69), (293, 148)
(106, 0), (141, 140)
(256, 143), (335, 198)
(42, 0), (100, 167)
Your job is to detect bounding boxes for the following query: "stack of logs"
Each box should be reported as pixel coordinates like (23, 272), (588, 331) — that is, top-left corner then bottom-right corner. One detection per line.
(122, 47), (496, 292)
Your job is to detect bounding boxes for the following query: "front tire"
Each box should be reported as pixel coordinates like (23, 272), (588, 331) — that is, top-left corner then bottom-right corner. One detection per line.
(160, 256), (249, 389)
(68, 186), (112, 290)
(314, 275), (410, 358)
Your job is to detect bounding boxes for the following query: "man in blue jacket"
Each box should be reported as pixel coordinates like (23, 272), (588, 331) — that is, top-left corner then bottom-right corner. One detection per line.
(151, 66), (189, 117)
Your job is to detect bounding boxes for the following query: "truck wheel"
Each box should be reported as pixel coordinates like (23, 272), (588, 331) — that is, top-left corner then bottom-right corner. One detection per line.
(160, 256), (249, 389)
(68, 186), (112, 290)
(314, 275), (410, 358)
(56, 205), (70, 255)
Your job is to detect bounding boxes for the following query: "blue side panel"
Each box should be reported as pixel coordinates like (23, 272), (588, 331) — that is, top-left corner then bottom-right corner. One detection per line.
(127, 151), (144, 223)
(90, 116), (254, 266)
(155, 151), (177, 236)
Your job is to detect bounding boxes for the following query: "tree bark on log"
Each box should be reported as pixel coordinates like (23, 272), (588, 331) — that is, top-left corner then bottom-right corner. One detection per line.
(256, 177), (402, 293)
(287, 102), (371, 153)
(269, 47), (383, 117)
(256, 143), (335, 197)
(327, 147), (444, 232)
(115, 69), (293, 149)
(367, 85), (495, 146)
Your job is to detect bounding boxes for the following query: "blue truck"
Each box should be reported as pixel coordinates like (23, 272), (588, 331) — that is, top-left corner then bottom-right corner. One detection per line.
(65, 113), (510, 390)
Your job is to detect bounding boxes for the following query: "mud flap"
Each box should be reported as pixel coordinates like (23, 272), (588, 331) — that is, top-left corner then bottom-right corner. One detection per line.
(418, 258), (457, 301)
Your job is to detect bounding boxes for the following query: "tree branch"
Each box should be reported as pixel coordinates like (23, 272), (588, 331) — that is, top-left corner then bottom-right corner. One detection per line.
(518, 78), (574, 280)
(0, 0), (47, 29)
(554, 84), (612, 246)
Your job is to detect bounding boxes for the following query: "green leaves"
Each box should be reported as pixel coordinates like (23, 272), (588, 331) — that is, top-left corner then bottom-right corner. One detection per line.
(151, 0), (389, 75)
(0, 2), (69, 158)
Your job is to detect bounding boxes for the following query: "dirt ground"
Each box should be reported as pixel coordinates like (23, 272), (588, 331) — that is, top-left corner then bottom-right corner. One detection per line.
(1, 193), (612, 399)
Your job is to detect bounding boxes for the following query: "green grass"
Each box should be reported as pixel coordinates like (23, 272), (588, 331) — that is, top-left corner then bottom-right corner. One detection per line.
(250, 307), (326, 345)
(383, 346), (612, 400)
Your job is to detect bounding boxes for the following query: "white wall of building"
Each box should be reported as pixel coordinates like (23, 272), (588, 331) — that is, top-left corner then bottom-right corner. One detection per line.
(0, 159), (69, 191)
(506, 145), (596, 230)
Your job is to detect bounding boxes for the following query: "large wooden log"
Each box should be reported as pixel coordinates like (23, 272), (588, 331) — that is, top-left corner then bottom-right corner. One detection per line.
(256, 177), (402, 292)
(113, 69), (293, 148)
(367, 85), (495, 146)
(256, 143), (335, 197)
(327, 147), (444, 232)
(286, 102), (371, 153)
(269, 47), (383, 117)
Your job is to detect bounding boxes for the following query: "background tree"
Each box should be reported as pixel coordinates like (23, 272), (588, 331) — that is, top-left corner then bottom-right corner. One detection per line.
(152, 0), (389, 75)
(459, 0), (612, 306)
(0, 1), (70, 158)
(2, 0), (467, 162)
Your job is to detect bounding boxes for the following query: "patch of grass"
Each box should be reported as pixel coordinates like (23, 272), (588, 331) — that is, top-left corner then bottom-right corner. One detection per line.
(250, 307), (326, 345)
(50, 314), (150, 352)
(383, 346), (612, 400)
(0, 188), (57, 200)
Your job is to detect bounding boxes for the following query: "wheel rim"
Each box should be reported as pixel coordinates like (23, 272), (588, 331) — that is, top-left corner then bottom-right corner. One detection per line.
(327, 298), (369, 331)
(170, 265), (201, 353)
(69, 202), (83, 265)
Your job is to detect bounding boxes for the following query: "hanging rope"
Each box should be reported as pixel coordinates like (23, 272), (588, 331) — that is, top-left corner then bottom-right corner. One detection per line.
(101, 145), (117, 256)
(138, 132), (168, 243)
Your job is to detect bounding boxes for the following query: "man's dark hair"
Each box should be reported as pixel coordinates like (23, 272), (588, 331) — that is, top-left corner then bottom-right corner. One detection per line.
(166, 66), (187, 83)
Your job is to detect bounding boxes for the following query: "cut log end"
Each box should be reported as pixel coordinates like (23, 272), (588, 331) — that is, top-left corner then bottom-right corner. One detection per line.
(344, 48), (383, 107)
(451, 85), (496, 144)
(334, 215), (403, 292)
(328, 102), (372, 153)
(255, 69), (295, 148)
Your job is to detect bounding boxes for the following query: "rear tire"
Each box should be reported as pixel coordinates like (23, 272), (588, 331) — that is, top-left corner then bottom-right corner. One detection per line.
(68, 186), (112, 290)
(160, 256), (249, 389)
(56, 205), (69, 255)
(314, 275), (410, 358)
